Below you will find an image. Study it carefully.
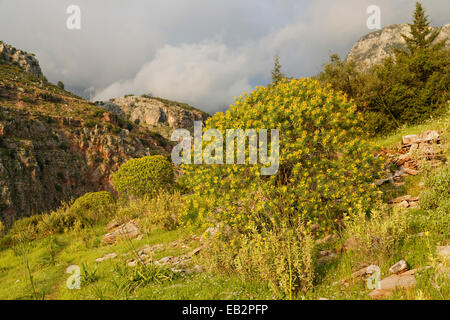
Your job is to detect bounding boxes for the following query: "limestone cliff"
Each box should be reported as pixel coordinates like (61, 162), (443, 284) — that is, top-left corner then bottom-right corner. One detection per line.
(96, 95), (209, 138)
(347, 23), (450, 70)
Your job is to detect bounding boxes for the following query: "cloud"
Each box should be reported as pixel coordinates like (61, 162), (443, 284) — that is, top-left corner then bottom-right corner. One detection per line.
(1, 0), (449, 113)
(93, 41), (265, 112)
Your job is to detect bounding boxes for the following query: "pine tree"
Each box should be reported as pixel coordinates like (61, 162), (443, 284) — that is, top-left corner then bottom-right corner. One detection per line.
(401, 2), (442, 54)
(271, 54), (285, 84)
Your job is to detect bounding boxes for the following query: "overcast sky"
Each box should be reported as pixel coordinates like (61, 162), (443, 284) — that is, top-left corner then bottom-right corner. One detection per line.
(0, 0), (448, 113)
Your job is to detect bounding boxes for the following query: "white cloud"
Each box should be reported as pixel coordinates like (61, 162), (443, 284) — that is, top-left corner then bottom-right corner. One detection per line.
(93, 41), (258, 112)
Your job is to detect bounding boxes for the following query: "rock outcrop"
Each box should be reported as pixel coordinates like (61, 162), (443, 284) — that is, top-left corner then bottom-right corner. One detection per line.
(96, 95), (209, 138)
(0, 44), (170, 226)
(0, 106), (167, 225)
(0, 41), (43, 78)
(347, 23), (450, 70)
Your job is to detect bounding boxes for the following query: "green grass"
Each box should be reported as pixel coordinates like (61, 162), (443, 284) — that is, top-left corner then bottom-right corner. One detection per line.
(372, 108), (450, 148)
(0, 110), (448, 300)
(0, 224), (272, 300)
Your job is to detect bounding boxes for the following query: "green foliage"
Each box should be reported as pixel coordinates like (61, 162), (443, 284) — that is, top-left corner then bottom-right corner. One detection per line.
(344, 202), (409, 263)
(419, 166), (449, 233)
(8, 192), (115, 239)
(318, 48), (449, 134)
(401, 2), (443, 54)
(70, 191), (116, 222)
(57, 81), (64, 90)
(317, 3), (449, 135)
(183, 78), (382, 232)
(112, 155), (174, 198)
(201, 220), (315, 299)
(116, 191), (183, 231)
(271, 54), (286, 84)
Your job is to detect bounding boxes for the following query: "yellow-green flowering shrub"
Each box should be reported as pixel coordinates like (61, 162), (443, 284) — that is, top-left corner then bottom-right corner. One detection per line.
(112, 155), (174, 198)
(183, 78), (383, 232)
(70, 191), (115, 221)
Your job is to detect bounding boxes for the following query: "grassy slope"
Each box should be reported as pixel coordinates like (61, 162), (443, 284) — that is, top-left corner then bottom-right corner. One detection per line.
(0, 112), (448, 300)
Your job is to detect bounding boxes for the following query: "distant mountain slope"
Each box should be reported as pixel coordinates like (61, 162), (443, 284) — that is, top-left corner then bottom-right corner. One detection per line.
(0, 41), (43, 78)
(0, 46), (170, 225)
(347, 23), (450, 70)
(96, 95), (209, 138)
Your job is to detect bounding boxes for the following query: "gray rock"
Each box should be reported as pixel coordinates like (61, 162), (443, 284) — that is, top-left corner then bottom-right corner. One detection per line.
(347, 23), (450, 70)
(389, 260), (408, 274)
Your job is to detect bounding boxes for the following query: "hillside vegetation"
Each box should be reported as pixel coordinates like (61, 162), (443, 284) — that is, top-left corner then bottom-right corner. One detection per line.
(0, 2), (448, 301)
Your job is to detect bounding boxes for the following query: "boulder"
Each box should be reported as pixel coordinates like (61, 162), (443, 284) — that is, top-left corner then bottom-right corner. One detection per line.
(95, 252), (117, 262)
(102, 221), (141, 245)
(389, 260), (408, 274)
(369, 273), (416, 299)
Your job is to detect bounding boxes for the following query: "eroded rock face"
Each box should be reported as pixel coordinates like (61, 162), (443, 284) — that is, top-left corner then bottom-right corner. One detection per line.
(96, 95), (209, 137)
(0, 41), (43, 78)
(0, 106), (166, 225)
(347, 23), (450, 70)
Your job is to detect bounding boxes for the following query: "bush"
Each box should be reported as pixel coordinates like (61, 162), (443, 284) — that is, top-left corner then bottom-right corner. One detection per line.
(70, 191), (116, 222)
(183, 78), (382, 232)
(37, 192), (115, 236)
(112, 155), (174, 198)
(343, 202), (408, 263)
(200, 220), (315, 299)
(116, 191), (183, 231)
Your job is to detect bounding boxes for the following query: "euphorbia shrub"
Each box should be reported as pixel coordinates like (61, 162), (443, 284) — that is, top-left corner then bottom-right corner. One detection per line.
(182, 78), (383, 232)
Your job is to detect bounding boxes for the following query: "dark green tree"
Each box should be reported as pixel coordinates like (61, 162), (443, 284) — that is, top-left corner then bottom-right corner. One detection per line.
(271, 54), (285, 84)
(401, 2), (442, 54)
(57, 81), (65, 90)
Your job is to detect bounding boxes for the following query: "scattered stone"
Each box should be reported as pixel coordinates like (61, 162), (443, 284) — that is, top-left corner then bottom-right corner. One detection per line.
(389, 195), (420, 209)
(102, 221), (142, 245)
(96, 252), (118, 262)
(139, 243), (164, 255)
(389, 260), (408, 274)
(318, 250), (337, 263)
(398, 200), (410, 209)
(402, 134), (420, 146)
(106, 220), (120, 232)
(155, 256), (174, 266)
(389, 195), (411, 204)
(316, 234), (338, 245)
(344, 237), (359, 251)
(369, 273), (416, 299)
(350, 264), (371, 279)
(438, 246), (450, 262)
(403, 168), (420, 176)
(188, 247), (203, 257)
(309, 223), (321, 233)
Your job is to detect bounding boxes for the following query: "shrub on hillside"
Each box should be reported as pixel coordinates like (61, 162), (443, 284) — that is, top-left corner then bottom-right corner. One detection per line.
(200, 220), (315, 299)
(9, 192), (116, 238)
(70, 191), (116, 222)
(183, 78), (383, 232)
(115, 191), (183, 231)
(112, 156), (174, 198)
(344, 202), (408, 263)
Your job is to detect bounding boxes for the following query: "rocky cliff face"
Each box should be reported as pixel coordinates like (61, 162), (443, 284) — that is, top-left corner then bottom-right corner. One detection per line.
(0, 44), (170, 225)
(347, 23), (450, 70)
(0, 107), (166, 224)
(97, 95), (209, 138)
(0, 41), (43, 78)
